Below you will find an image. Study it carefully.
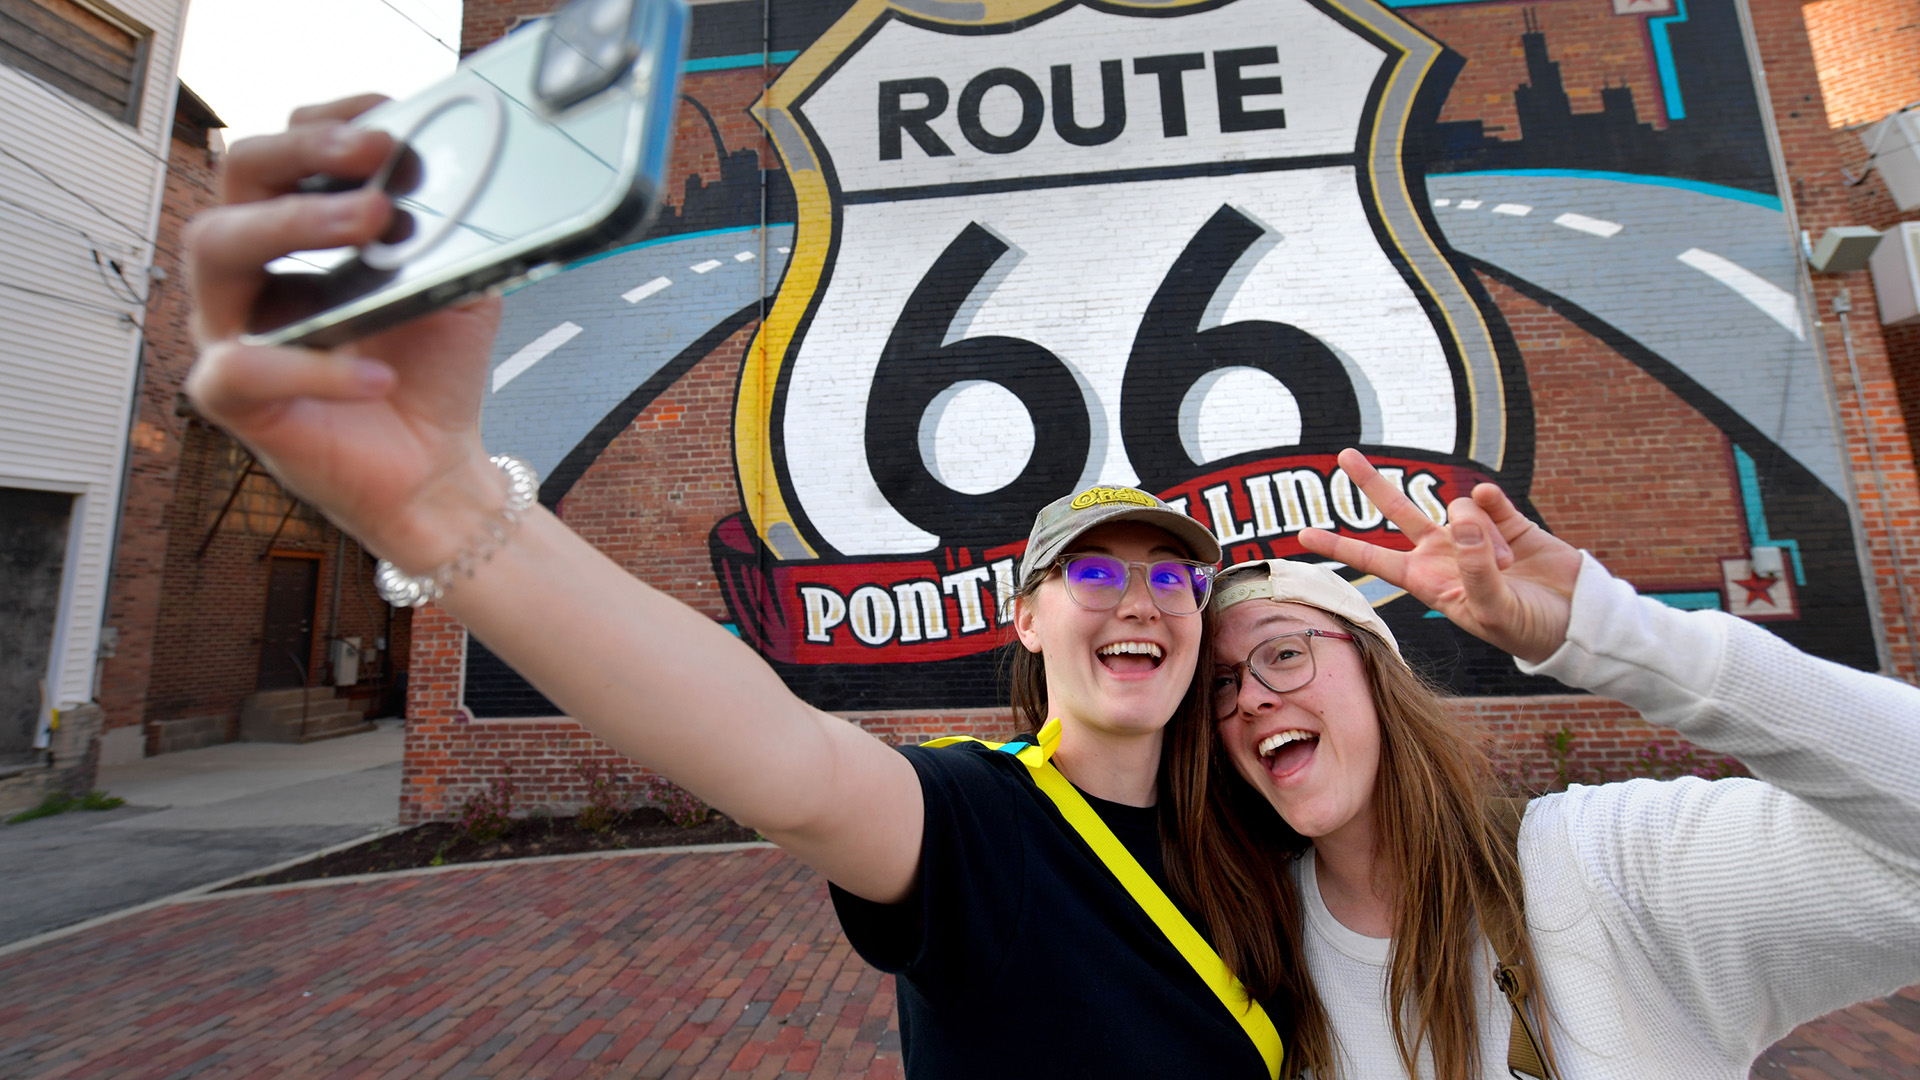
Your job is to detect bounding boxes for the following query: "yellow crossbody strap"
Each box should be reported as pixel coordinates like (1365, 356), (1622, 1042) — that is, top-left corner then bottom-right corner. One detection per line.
(923, 719), (1285, 1079)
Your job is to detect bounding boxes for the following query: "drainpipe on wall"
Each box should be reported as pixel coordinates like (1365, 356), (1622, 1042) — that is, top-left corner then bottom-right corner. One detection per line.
(328, 528), (345, 685)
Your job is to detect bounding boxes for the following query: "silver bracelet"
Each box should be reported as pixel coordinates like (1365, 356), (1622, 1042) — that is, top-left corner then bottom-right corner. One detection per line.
(374, 454), (539, 608)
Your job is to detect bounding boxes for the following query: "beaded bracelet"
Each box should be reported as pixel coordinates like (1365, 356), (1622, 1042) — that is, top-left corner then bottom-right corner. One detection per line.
(374, 454), (539, 608)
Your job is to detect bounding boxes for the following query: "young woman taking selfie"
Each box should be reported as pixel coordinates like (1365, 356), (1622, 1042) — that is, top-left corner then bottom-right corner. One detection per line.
(182, 97), (1291, 1078)
(1175, 449), (1920, 1079)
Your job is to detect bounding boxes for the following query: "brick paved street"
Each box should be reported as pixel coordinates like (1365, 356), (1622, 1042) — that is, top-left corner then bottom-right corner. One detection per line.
(0, 845), (1913, 1079)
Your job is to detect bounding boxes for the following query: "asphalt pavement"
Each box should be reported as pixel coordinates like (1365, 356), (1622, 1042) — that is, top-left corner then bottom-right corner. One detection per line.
(0, 721), (403, 947)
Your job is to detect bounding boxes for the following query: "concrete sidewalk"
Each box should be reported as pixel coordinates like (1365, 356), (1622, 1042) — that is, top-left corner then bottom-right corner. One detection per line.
(0, 722), (404, 946)
(0, 845), (1912, 1079)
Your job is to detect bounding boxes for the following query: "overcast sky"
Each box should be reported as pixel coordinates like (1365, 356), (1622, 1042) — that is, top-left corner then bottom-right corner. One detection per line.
(177, 0), (465, 145)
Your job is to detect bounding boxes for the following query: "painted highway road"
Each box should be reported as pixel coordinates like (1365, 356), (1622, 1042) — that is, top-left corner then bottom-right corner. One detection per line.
(481, 224), (794, 483)
(1427, 171), (1844, 497)
(482, 177), (1838, 503)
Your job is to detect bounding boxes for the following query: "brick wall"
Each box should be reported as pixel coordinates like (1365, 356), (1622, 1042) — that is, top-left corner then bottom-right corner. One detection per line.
(1491, 273), (1748, 585)
(1750, 0), (1920, 682)
(1805, 0), (1920, 473)
(95, 118), (219, 739)
(398, 0), (1920, 820)
(460, 0), (561, 55)
(94, 95), (415, 755)
(100, 100), (415, 756)
(144, 422), (408, 747)
(1802, 0), (1920, 129)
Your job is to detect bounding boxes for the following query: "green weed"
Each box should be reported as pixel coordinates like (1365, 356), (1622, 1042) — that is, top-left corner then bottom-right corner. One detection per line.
(6, 790), (126, 825)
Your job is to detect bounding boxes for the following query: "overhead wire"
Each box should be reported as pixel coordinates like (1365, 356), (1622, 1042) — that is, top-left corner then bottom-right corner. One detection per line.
(0, 145), (151, 243)
(0, 193), (143, 255)
(93, 249), (150, 305)
(373, 0), (461, 56)
(0, 277), (136, 318)
(0, 192), (152, 306)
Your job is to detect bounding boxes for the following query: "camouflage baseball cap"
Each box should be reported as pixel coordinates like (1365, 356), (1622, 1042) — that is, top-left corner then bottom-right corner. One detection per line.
(1019, 485), (1222, 583)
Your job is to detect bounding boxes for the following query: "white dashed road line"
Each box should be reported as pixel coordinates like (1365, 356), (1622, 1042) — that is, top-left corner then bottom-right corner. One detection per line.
(1433, 198), (1451, 207)
(623, 276), (671, 303)
(733, 251), (754, 262)
(776, 246), (790, 254)
(1676, 248), (1805, 339)
(1456, 199), (1483, 209)
(1553, 212), (1624, 238)
(1492, 203), (1532, 216)
(690, 260), (722, 273)
(493, 321), (584, 392)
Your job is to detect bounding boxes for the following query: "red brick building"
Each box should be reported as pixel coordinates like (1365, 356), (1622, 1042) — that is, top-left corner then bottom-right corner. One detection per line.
(1804, 0), (1920, 463)
(399, 0), (1920, 820)
(94, 87), (411, 763)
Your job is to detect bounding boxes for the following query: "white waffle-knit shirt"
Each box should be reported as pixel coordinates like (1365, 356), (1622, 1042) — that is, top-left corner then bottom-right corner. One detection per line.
(1294, 554), (1920, 1079)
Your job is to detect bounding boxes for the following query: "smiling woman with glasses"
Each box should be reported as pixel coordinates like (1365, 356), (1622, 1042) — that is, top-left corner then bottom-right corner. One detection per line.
(1161, 449), (1920, 1080)
(1056, 554), (1217, 615)
(1208, 628), (1355, 719)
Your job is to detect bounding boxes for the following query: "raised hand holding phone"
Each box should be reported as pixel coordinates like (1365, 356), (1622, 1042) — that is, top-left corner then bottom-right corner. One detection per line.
(185, 94), (507, 578)
(246, 0), (688, 348)
(186, 0), (689, 575)
(1297, 448), (1583, 664)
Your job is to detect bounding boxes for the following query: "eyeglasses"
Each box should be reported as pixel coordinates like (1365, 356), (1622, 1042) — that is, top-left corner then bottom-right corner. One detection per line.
(1211, 629), (1356, 718)
(1056, 554), (1216, 616)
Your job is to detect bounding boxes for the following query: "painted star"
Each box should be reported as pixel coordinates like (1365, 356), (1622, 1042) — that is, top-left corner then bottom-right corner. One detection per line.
(1734, 574), (1778, 606)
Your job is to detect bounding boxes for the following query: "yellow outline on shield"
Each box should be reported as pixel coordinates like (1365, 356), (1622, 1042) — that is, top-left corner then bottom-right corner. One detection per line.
(733, 0), (1502, 561)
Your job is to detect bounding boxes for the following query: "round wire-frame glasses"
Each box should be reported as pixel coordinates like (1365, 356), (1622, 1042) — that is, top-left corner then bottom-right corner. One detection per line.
(1055, 554), (1217, 616)
(1211, 628), (1357, 718)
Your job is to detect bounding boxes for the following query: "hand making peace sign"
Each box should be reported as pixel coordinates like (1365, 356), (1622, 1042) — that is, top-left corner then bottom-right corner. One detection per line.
(1297, 449), (1585, 665)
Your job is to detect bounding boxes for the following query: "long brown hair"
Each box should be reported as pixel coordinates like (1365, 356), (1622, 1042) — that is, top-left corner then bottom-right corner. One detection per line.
(1005, 567), (1052, 736)
(1164, 614), (1551, 1079)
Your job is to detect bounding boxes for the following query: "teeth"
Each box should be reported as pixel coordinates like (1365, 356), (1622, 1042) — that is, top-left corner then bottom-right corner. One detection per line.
(1258, 730), (1317, 757)
(1098, 641), (1164, 659)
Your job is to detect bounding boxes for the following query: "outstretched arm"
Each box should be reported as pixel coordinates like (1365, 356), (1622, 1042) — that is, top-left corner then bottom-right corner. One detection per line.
(185, 99), (923, 902)
(1297, 448), (1581, 663)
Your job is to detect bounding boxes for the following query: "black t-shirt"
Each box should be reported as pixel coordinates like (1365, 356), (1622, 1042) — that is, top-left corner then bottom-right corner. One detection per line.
(829, 740), (1284, 1079)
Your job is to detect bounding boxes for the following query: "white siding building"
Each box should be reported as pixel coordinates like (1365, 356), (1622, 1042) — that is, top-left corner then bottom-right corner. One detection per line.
(0, 0), (191, 762)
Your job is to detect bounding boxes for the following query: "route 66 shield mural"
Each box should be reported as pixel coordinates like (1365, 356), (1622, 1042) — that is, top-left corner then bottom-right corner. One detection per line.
(713, 0), (1529, 702)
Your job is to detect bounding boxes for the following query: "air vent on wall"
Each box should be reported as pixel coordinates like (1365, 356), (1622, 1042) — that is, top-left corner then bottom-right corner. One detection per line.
(1860, 109), (1920, 212)
(1869, 221), (1920, 327)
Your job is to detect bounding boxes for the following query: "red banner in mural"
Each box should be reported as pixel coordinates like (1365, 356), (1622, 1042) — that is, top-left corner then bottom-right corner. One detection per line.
(711, 454), (1490, 666)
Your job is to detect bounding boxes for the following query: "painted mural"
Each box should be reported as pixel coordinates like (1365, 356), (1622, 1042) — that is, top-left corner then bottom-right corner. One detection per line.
(468, 0), (1878, 715)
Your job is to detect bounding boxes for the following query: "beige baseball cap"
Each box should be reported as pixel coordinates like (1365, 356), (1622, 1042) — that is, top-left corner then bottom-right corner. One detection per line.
(1209, 558), (1400, 657)
(1019, 485), (1222, 582)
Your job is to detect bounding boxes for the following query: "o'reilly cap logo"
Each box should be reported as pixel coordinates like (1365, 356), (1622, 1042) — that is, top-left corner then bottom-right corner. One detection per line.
(1070, 487), (1159, 511)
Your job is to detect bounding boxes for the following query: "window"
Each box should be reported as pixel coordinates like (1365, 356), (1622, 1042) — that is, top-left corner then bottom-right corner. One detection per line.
(0, 0), (151, 125)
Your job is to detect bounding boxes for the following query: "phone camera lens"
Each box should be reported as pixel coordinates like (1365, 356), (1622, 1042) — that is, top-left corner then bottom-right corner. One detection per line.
(536, 0), (638, 110)
(589, 0), (629, 33)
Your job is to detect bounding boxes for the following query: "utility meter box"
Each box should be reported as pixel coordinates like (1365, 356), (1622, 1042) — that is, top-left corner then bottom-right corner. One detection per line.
(1870, 221), (1920, 327)
(330, 636), (362, 686)
(1861, 109), (1920, 212)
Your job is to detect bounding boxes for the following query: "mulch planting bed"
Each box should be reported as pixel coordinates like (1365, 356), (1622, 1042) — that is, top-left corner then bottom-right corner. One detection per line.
(219, 808), (761, 890)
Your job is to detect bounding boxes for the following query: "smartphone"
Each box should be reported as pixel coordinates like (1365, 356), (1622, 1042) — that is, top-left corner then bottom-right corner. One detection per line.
(244, 0), (689, 349)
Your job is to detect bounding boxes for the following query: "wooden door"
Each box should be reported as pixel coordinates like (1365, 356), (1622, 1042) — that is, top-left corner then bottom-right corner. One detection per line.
(257, 556), (318, 691)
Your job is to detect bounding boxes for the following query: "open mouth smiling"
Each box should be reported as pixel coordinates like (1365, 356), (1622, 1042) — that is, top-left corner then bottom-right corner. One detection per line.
(1096, 641), (1165, 674)
(1257, 729), (1319, 776)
